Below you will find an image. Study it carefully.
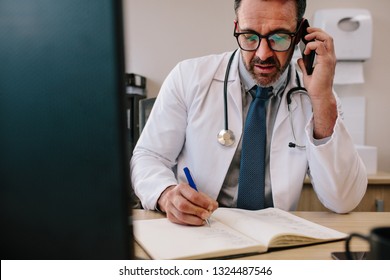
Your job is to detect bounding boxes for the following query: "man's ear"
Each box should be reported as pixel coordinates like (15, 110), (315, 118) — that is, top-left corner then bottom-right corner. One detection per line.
(234, 20), (238, 32)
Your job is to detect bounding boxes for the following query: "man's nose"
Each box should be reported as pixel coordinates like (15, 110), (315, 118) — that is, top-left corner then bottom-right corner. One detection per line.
(255, 38), (274, 61)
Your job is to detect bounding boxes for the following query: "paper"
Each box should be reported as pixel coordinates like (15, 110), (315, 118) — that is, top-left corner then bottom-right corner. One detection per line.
(334, 61), (365, 85)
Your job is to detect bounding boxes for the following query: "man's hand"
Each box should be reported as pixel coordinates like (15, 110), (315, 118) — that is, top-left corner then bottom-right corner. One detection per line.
(297, 26), (337, 139)
(157, 183), (218, 226)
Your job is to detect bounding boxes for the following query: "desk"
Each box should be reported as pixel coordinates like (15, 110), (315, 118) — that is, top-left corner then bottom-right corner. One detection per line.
(132, 209), (390, 260)
(298, 171), (390, 212)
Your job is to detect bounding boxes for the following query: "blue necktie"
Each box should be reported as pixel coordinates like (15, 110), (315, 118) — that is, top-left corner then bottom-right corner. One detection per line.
(237, 86), (271, 210)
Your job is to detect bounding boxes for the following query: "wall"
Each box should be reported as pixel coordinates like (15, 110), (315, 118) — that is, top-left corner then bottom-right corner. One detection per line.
(123, 0), (390, 172)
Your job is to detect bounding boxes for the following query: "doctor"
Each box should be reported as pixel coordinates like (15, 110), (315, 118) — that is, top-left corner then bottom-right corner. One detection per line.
(130, 0), (367, 225)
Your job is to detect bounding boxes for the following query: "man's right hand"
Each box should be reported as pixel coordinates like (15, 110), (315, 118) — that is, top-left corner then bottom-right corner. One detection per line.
(157, 183), (218, 226)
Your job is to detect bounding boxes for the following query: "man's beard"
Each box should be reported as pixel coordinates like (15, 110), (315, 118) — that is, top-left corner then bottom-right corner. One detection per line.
(245, 55), (290, 86)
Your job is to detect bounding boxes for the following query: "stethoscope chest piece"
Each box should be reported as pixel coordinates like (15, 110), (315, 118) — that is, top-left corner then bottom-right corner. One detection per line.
(217, 129), (235, 147)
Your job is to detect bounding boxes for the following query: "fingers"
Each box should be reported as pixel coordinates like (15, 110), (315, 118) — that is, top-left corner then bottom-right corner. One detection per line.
(303, 27), (335, 57)
(305, 27), (332, 42)
(158, 183), (218, 226)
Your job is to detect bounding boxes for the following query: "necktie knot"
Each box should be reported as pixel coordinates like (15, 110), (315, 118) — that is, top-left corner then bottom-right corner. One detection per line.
(254, 86), (273, 100)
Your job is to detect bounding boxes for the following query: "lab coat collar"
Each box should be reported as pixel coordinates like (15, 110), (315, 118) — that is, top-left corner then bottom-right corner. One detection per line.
(213, 50), (242, 117)
(214, 50), (240, 82)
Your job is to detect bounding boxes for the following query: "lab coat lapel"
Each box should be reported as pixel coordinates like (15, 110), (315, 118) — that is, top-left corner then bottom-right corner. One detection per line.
(273, 72), (299, 133)
(214, 50), (243, 139)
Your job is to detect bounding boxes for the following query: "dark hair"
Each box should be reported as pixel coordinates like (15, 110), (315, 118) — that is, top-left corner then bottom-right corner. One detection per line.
(234, 0), (306, 21)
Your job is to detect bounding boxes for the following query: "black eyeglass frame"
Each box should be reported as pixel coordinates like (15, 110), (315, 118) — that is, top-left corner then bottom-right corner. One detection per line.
(233, 19), (304, 52)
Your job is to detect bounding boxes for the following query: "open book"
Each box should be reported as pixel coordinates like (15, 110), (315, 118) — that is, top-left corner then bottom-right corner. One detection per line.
(133, 208), (347, 260)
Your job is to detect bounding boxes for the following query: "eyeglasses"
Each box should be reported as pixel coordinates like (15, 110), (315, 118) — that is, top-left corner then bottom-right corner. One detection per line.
(234, 21), (302, 52)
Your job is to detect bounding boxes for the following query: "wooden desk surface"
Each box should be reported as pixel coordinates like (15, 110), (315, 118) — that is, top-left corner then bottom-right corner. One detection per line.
(365, 171), (390, 185)
(304, 171), (390, 185)
(132, 209), (390, 260)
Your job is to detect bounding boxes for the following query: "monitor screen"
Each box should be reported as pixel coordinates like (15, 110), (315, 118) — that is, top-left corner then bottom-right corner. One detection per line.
(0, 0), (133, 259)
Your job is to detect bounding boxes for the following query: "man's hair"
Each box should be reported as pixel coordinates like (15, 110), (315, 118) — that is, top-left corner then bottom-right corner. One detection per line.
(234, 0), (306, 21)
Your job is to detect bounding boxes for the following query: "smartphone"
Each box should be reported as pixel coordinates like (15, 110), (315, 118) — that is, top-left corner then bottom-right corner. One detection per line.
(299, 19), (315, 75)
(331, 251), (367, 260)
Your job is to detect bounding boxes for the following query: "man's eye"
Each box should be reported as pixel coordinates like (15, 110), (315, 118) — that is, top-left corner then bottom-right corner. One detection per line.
(244, 34), (258, 42)
(270, 33), (289, 43)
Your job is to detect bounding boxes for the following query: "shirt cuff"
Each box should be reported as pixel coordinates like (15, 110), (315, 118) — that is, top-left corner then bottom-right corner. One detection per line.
(306, 117), (334, 146)
(312, 135), (332, 146)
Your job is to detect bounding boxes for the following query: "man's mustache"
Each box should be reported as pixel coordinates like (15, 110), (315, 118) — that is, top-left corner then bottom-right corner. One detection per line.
(251, 56), (277, 66)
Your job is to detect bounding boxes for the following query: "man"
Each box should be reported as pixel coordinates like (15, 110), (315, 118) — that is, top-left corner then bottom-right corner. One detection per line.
(130, 0), (367, 225)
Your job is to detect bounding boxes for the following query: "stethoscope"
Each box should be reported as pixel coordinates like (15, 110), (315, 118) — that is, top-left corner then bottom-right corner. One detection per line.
(217, 50), (309, 149)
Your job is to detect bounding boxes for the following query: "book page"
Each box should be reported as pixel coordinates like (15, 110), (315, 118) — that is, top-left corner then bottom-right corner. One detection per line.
(212, 208), (347, 248)
(133, 217), (266, 260)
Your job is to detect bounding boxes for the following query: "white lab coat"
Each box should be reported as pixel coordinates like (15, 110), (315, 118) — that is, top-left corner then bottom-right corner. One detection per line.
(130, 50), (367, 213)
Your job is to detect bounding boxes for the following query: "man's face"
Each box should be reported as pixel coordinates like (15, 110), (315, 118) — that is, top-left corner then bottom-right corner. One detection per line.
(236, 0), (298, 86)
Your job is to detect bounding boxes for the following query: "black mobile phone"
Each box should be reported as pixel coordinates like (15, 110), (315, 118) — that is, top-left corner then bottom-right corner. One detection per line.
(331, 251), (367, 260)
(299, 19), (315, 75)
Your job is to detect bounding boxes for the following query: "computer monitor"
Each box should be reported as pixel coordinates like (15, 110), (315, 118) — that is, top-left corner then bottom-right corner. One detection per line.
(0, 0), (133, 259)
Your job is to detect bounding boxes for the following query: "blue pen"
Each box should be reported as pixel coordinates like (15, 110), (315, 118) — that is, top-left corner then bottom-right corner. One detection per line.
(183, 167), (211, 226)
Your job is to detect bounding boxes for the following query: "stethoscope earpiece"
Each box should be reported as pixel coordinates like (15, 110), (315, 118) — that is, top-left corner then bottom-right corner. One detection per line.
(217, 129), (235, 147)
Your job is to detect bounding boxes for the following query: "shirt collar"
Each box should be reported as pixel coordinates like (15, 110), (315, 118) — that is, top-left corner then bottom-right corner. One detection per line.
(238, 53), (290, 96)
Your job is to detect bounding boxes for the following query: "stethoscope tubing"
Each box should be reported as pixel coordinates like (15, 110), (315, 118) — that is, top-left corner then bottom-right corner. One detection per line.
(223, 49), (238, 131)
